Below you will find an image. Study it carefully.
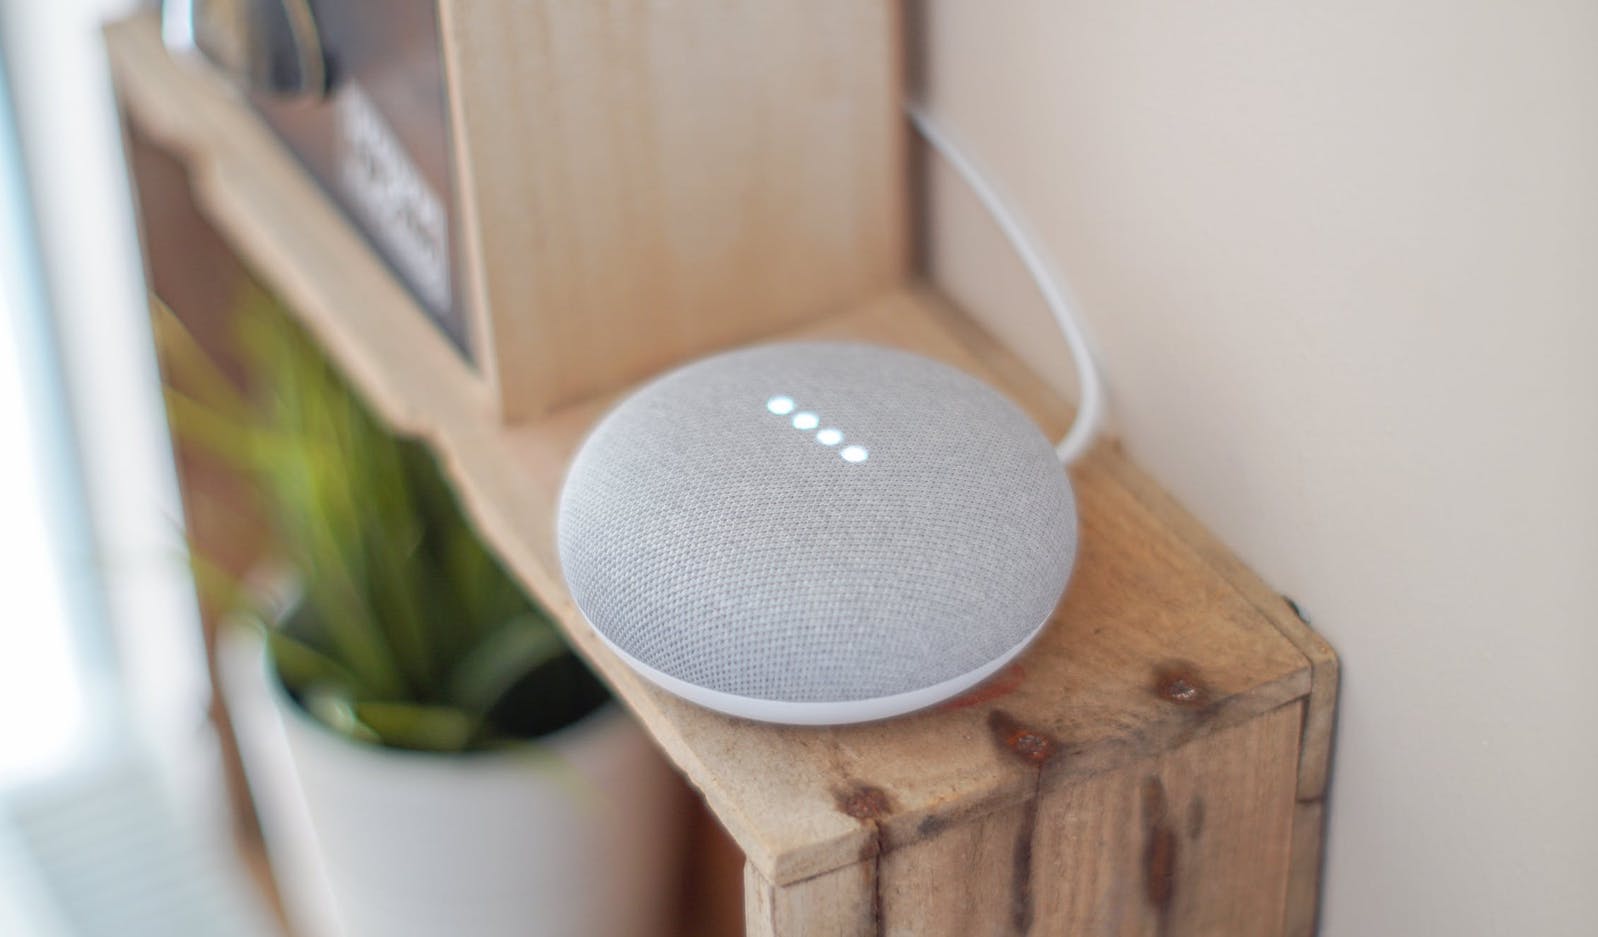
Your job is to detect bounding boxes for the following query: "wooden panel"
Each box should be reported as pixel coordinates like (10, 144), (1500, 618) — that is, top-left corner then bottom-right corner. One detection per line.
(1102, 454), (1339, 935)
(745, 860), (874, 937)
(1281, 800), (1328, 937)
(876, 784), (1027, 936)
(804, 704), (1300, 937)
(1026, 703), (1300, 937)
(439, 0), (909, 419)
(107, 16), (1332, 927)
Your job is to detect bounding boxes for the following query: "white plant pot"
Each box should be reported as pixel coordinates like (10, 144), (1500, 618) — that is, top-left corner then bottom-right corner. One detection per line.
(218, 624), (684, 937)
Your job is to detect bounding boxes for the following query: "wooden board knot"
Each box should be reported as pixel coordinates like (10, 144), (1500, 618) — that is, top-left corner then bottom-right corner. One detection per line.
(1153, 660), (1211, 707)
(988, 710), (1059, 767)
(835, 783), (893, 821)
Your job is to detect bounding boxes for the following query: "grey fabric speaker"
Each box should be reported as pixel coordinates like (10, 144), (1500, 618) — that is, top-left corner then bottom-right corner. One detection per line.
(557, 342), (1077, 724)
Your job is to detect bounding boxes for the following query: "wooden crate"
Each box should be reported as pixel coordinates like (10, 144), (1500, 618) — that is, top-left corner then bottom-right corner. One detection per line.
(108, 13), (1335, 936)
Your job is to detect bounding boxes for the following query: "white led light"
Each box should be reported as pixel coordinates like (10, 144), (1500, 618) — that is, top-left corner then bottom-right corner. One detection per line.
(766, 395), (795, 415)
(792, 412), (820, 430)
(815, 428), (843, 446)
(841, 445), (868, 463)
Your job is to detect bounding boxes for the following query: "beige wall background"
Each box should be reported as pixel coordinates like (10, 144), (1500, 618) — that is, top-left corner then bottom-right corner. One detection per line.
(917, 2), (1597, 935)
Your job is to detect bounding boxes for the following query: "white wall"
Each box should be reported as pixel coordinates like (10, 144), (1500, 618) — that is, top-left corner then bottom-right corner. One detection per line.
(918, 3), (1598, 935)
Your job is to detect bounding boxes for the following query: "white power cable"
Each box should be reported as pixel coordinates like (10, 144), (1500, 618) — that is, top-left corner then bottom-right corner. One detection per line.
(906, 103), (1105, 466)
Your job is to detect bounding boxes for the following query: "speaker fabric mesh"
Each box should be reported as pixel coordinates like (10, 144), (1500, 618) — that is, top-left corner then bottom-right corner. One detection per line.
(557, 342), (1077, 706)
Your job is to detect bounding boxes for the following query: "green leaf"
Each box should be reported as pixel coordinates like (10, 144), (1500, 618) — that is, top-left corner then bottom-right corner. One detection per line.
(161, 286), (593, 752)
(445, 614), (567, 714)
(354, 701), (476, 752)
(267, 630), (364, 698)
(162, 387), (261, 471)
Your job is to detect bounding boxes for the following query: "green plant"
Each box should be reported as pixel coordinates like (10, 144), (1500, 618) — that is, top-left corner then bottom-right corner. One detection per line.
(156, 290), (607, 752)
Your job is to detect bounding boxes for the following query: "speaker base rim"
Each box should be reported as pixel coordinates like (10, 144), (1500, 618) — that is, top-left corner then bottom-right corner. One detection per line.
(577, 609), (1053, 726)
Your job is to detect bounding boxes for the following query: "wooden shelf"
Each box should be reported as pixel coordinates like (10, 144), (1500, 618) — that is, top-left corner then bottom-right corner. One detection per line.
(109, 14), (1335, 935)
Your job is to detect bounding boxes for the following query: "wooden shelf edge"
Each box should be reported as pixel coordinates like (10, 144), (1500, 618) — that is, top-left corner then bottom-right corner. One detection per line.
(107, 11), (1334, 904)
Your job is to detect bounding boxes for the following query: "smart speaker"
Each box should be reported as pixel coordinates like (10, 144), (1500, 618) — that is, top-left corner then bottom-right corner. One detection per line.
(557, 342), (1077, 725)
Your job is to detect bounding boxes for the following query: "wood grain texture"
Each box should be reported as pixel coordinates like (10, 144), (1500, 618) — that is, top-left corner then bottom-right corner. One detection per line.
(1282, 799), (1328, 937)
(438, 0), (908, 419)
(1099, 454), (1339, 800)
(1099, 453), (1338, 936)
(109, 14), (1335, 932)
(745, 861), (874, 937)
(874, 703), (1301, 936)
